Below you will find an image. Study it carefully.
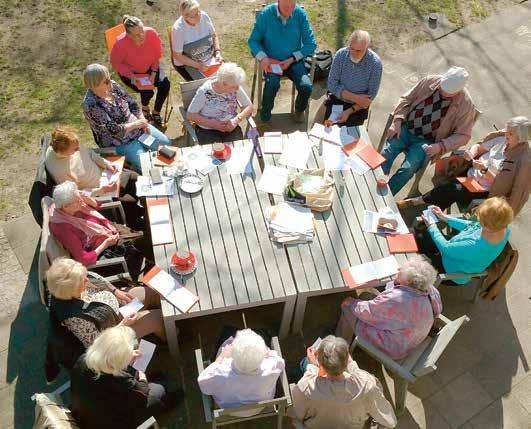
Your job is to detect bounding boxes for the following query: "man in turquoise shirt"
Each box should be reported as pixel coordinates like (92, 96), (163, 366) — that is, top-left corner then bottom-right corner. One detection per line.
(248, 0), (317, 124)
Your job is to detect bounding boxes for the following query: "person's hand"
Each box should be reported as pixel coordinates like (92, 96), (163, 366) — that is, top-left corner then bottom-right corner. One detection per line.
(463, 150), (474, 161)
(136, 369), (148, 382)
(104, 233), (119, 248)
(260, 57), (273, 73)
(215, 51), (223, 63)
(472, 159), (485, 170)
(430, 205), (447, 220)
(197, 63), (209, 74)
(133, 118), (149, 130)
(338, 108), (352, 124)
(386, 120), (402, 140)
(106, 163), (118, 173)
(120, 312), (139, 326)
(102, 183), (117, 193)
(150, 70), (157, 84)
(306, 347), (319, 366)
(424, 143), (442, 158)
(279, 57), (294, 71)
(114, 289), (134, 305)
(355, 94), (372, 109)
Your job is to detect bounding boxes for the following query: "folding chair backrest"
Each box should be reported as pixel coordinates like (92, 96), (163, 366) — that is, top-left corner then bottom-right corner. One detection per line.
(411, 315), (470, 377)
(179, 78), (209, 110)
(166, 26), (174, 58)
(105, 23), (125, 54)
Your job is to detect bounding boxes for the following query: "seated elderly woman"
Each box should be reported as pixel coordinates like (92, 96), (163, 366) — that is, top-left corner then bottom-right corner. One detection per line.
(71, 326), (176, 429)
(171, 0), (223, 81)
(291, 335), (396, 428)
(82, 63), (171, 172)
(336, 258), (442, 359)
(197, 328), (285, 416)
(398, 116), (530, 216)
(110, 15), (171, 126)
(49, 181), (149, 278)
(416, 197), (512, 284)
(187, 62), (253, 144)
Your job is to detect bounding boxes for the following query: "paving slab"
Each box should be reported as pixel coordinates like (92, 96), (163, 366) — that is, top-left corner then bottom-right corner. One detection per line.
(468, 395), (531, 429)
(513, 375), (531, 415)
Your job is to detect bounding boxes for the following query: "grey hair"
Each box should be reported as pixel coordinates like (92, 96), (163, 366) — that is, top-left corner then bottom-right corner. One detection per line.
(506, 116), (530, 143)
(122, 15), (143, 33)
(179, 0), (200, 16)
(83, 63), (110, 90)
(349, 30), (371, 47)
(317, 335), (349, 376)
(231, 329), (268, 374)
(53, 181), (78, 209)
(400, 257), (437, 292)
(216, 62), (246, 87)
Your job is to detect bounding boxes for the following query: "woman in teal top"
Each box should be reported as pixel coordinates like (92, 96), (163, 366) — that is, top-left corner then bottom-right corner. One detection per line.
(418, 197), (513, 284)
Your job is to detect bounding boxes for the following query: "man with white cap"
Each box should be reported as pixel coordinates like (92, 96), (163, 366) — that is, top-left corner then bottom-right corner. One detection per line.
(381, 66), (476, 195)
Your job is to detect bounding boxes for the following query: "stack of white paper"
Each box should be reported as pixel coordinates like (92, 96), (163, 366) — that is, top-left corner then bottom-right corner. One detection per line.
(343, 256), (399, 287)
(263, 132), (283, 154)
(132, 340), (156, 372)
(309, 123), (355, 146)
(149, 203), (173, 245)
(225, 143), (254, 175)
(265, 202), (314, 244)
(257, 165), (289, 195)
(321, 142), (370, 174)
(362, 207), (409, 235)
(279, 131), (312, 169)
(136, 176), (175, 196)
(146, 267), (199, 313)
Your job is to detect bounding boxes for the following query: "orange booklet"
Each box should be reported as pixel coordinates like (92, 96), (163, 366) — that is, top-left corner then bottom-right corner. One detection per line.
(342, 138), (386, 169)
(134, 73), (155, 90)
(146, 198), (174, 246)
(386, 233), (419, 253)
(265, 59), (284, 75)
(204, 62), (221, 77)
(456, 177), (487, 193)
(143, 265), (199, 313)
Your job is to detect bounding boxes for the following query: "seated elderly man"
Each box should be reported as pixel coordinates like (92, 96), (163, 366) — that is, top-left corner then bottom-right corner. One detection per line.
(336, 258), (442, 359)
(291, 335), (397, 428)
(248, 0), (317, 125)
(381, 66), (476, 195)
(322, 30), (382, 127)
(197, 329), (285, 416)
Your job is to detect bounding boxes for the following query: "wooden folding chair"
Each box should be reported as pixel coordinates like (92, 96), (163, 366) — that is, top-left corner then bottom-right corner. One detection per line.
(353, 314), (470, 416)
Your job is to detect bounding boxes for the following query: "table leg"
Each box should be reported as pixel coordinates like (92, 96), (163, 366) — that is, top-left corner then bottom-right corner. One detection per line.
(164, 318), (180, 357)
(292, 294), (308, 335)
(279, 296), (296, 339)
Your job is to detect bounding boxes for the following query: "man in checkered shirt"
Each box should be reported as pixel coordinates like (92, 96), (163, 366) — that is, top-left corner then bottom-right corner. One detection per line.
(381, 66), (477, 195)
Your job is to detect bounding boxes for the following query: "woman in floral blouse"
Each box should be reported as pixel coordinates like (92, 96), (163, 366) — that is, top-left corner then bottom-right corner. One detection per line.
(82, 63), (171, 172)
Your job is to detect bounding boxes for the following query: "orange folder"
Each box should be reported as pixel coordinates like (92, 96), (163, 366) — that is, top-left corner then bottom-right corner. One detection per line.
(456, 177), (487, 193)
(133, 73), (155, 90)
(386, 233), (419, 254)
(265, 59), (284, 75)
(342, 138), (386, 169)
(204, 62), (221, 77)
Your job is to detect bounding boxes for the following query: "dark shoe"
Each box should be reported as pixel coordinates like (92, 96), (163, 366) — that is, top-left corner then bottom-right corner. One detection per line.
(151, 113), (163, 127)
(292, 110), (305, 123)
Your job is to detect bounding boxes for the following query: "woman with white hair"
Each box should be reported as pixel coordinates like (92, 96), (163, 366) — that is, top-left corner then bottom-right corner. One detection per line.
(70, 326), (175, 429)
(398, 116), (531, 216)
(292, 335), (397, 428)
(171, 0), (222, 81)
(82, 63), (171, 172)
(186, 62), (253, 144)
(110, 15), (171, 126)
(197, 328), (285, 417)
(336, 257), (442, 359)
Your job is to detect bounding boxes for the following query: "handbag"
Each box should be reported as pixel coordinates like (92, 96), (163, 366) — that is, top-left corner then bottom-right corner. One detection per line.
(432, 155), (472, 187)
(305, 50), (333, 80)
(286, 169), (335, 212)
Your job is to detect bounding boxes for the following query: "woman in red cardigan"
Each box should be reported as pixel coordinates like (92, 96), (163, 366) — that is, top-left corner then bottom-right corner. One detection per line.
(110, 15), (171, 126)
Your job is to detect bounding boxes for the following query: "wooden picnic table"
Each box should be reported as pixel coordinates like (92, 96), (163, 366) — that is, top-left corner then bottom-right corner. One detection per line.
(140, 142), (297, 356)
(260, 125), (416, 334)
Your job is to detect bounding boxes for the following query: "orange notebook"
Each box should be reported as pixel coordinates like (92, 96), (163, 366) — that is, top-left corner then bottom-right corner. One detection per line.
(265, 59), (284, 75)
(456, 177), (487, 193)
(134, 73), (155, 90)
(204, 62), (221, 77)
(386, 233), (419, 253)
(342, 138), (386, 169)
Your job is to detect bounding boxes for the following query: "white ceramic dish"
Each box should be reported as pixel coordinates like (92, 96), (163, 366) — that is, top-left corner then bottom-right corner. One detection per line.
(179, 173), (204, 193)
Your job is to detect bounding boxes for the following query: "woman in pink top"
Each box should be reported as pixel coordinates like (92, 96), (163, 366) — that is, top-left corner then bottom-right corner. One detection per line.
(110, 15), (170, 126)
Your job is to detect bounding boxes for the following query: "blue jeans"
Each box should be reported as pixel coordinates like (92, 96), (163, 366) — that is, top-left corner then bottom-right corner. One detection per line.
(261, 60), (313, 122)
(116, 124), (171, 172)
(381, 123), (432, 195)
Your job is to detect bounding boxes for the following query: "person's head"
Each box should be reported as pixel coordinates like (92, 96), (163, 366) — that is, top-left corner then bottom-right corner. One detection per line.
(277, 0), (297, 18)
(439, 66), (469, 99)
(53, 181), (82, 214)
(122, 15), (145, 45)
(85, 326), (137, 378)
(179, 0), (201, 25)
(396, 257), (437, 292)
(51, 126), (80, 156)
(214, 62), (246, 94)
(46, 257), (88, 300)
(83, 63), (112, 96)
(476, 197), (514, 232)
(348, 30), (371, 63)
(505, 116), (530, 148)
(231, 329), (268, 374)
(317, 335), (350, 377)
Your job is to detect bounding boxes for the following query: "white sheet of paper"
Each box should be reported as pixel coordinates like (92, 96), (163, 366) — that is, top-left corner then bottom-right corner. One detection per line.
(100, 170), (120, 187)
(263, 132), (283, 154)
(150, 222), (173, 245)
(132, 340), (156, 372)
(310, 337), (322, 350)
(118, 298), (144, 318)
(270, 63), (283, 75)
(135, 176), (174, 197)
(346, 154), (371, 175)
(149, 204), (170, 224)
(138, 133), (155, 148)
(279, 131), (311, 169)
(309, 123), (342, 145)
(257, 165), (289, 195)
(225, 144), (253, 175)
(185, 150), (220, 175)
(322, 142), (350, 171)
(138, 77), (153, 86)
(328, 105), (343, 123)
(348, 256), (399, 285)
(148, 269), (199, 313)
(422, 206), (439, 226)
(362, 208), (409, 235)
(271, 203), (313, 235)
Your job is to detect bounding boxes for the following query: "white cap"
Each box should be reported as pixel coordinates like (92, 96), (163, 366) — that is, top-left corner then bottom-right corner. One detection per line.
(440, 66), (469, 94)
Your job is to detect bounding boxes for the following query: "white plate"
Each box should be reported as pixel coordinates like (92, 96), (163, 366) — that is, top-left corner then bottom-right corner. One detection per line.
(179, 174), (203, 193)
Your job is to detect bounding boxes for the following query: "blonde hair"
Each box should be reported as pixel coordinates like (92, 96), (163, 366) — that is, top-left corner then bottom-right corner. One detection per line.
(216, 62), (246, 87)
(51, 126), (79, 153)
(122, 15), (143, 33)
(85, 326), (137, 378)
(83, 63), (110, 90)
(476, 197), (514, 232)
(179, 0), (200, 16)
(46, 258), (87, 300)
